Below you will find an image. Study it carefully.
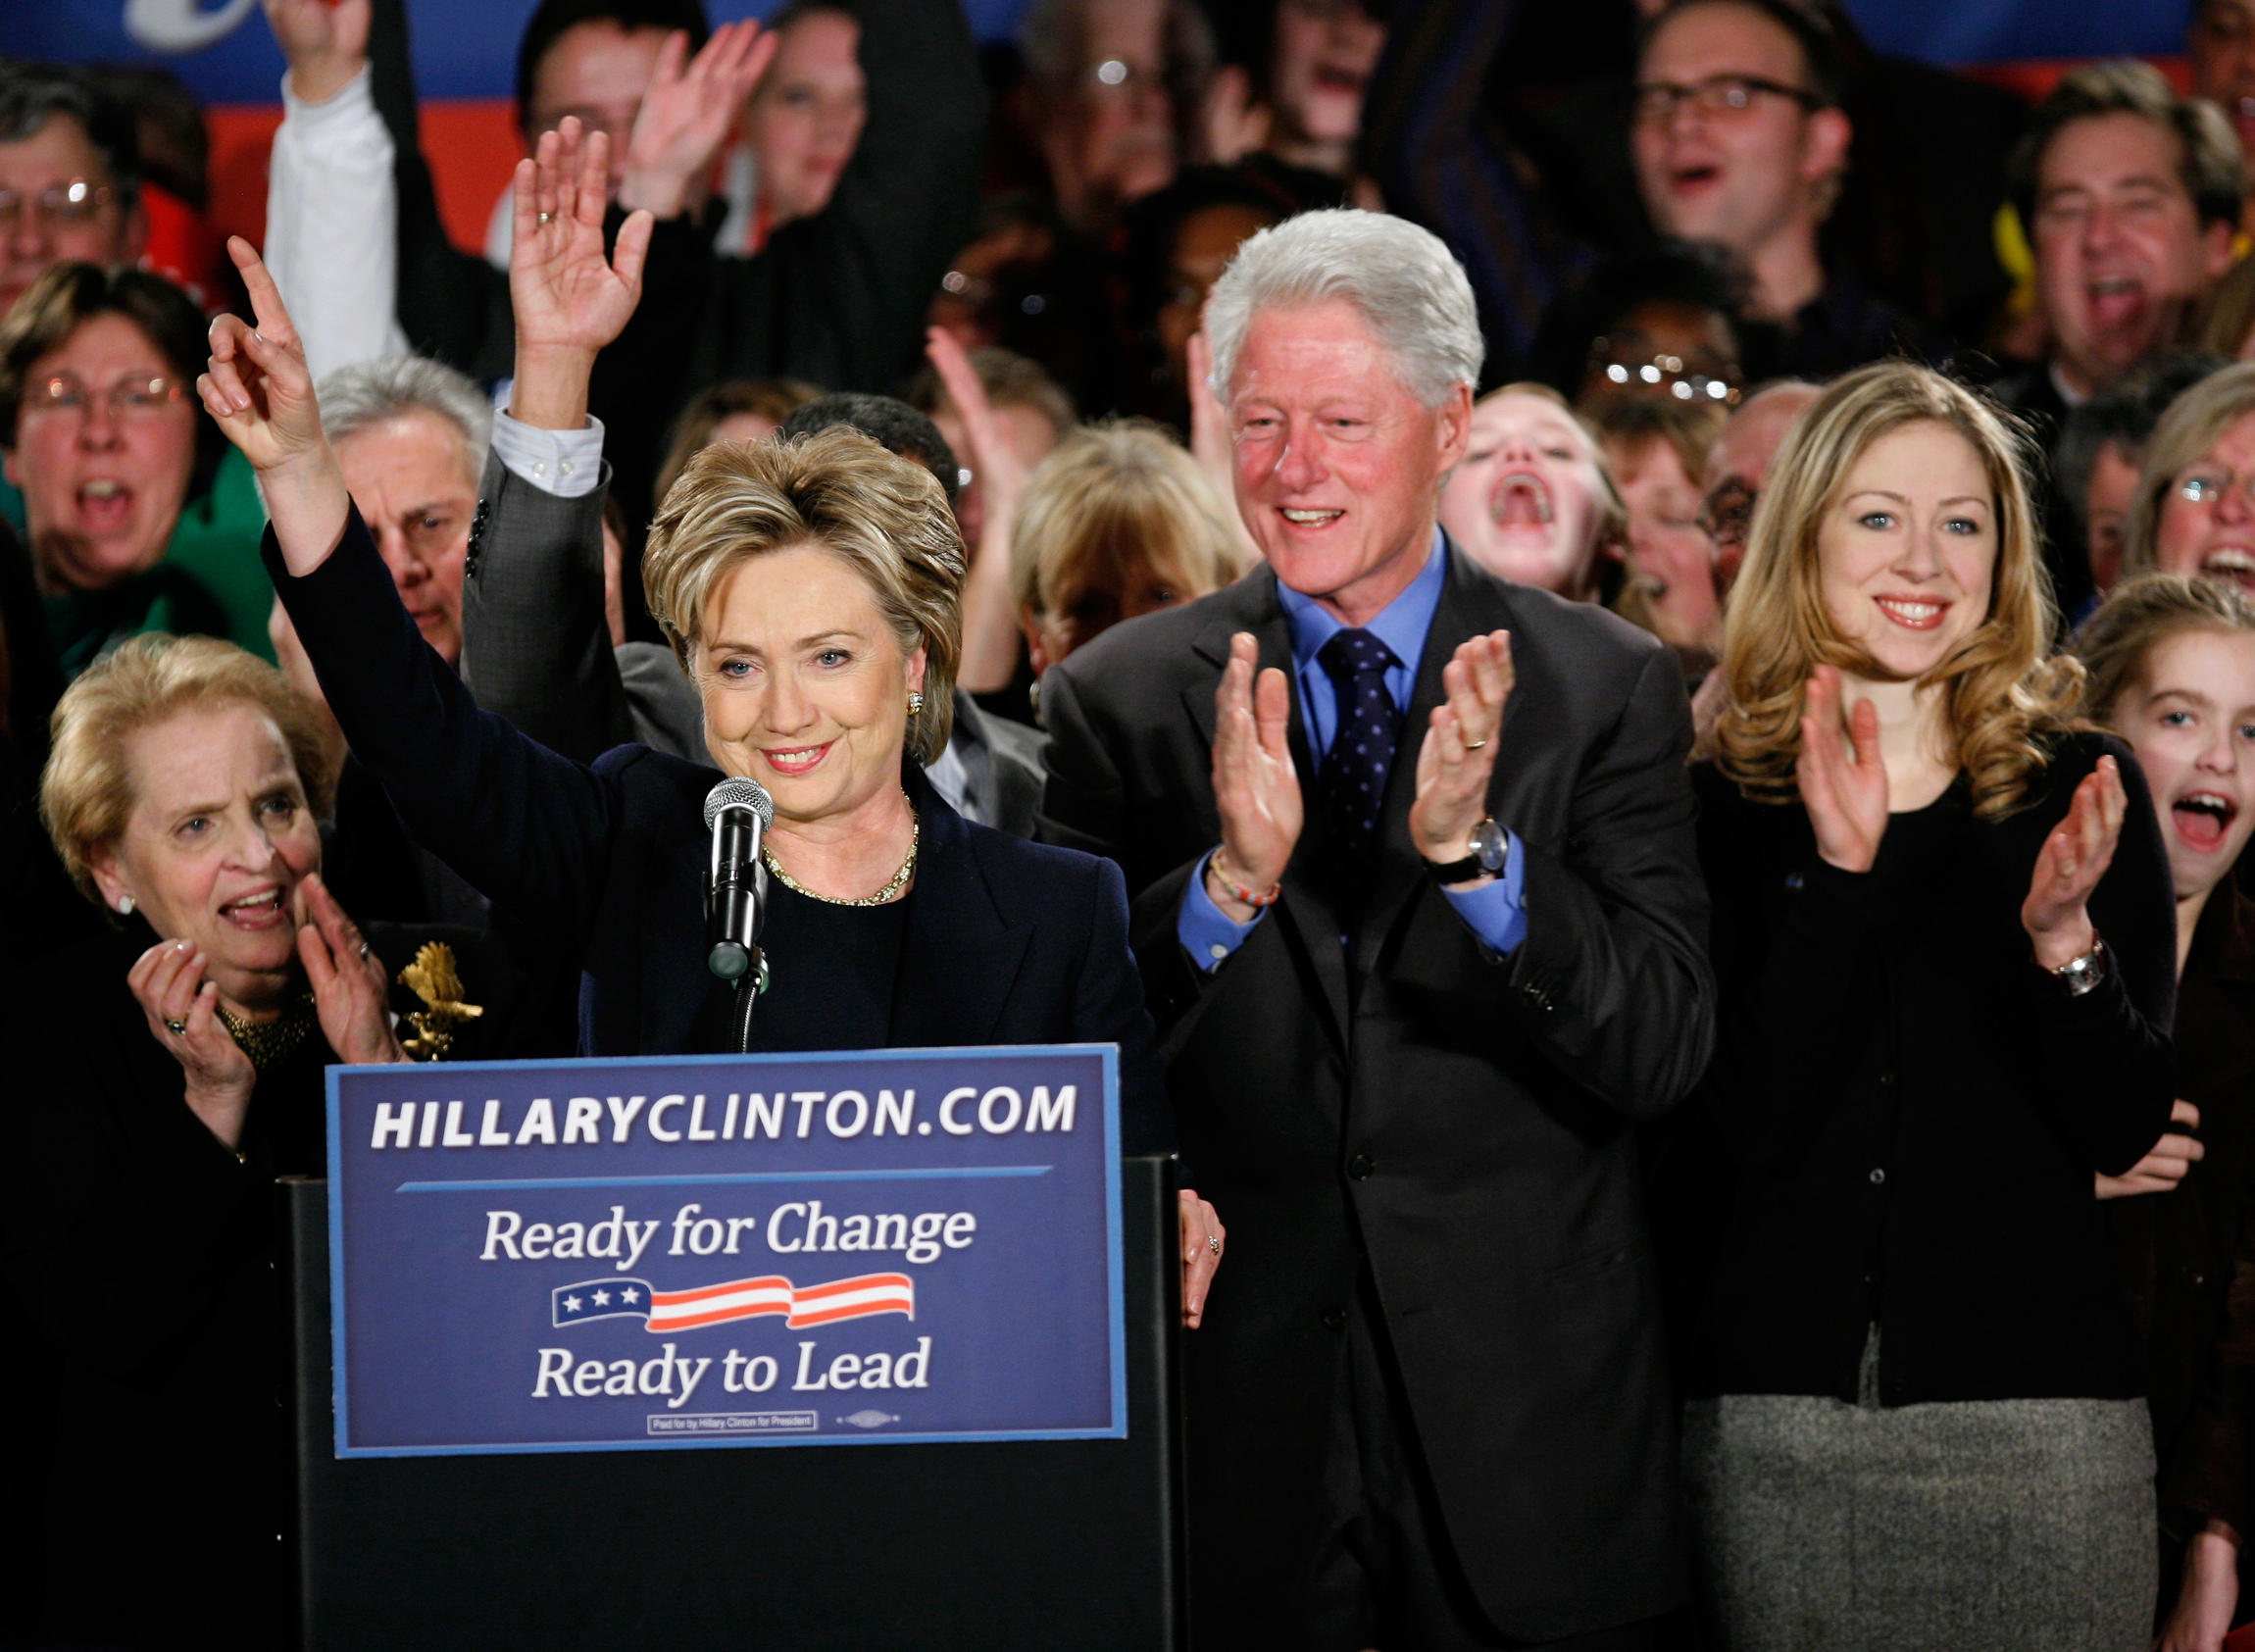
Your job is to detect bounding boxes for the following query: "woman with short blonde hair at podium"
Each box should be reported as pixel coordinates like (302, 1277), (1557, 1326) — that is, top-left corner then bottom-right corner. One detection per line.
(196, 125), (1224, 1332)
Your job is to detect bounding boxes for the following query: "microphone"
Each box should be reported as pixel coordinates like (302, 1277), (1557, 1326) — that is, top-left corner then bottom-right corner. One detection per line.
(703, 777), (774, 982)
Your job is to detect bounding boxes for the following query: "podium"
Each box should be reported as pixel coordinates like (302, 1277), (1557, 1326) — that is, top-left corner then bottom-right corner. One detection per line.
(282, 1154), (1186, 1650)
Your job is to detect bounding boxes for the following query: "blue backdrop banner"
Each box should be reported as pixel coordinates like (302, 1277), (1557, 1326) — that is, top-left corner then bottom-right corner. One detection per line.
(14, 0), (2196, 96)
(326, 1044), (1124, 1458)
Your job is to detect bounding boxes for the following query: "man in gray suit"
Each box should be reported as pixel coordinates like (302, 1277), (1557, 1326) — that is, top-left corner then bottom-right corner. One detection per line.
(1039, 211), (1714, 1648)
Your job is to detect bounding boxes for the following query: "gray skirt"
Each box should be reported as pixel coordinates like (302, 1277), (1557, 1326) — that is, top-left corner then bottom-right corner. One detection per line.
(1680, 1392), (2156, 1652)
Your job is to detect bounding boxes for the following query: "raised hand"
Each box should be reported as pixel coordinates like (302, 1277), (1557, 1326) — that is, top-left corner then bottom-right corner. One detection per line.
(509, 119), (654, 429)
(262, 0), (370, 104)
(927, 323), (1028, 510)
(201, 236), (351, 571)
(2023, 754), (2125, 970)
(1207, 631), (1302, 916)
(1409, 630), (1513, 866)
(1796, 665), (1888, 874)
(200, 235), (326, 475)
(2095, 1098), (2203, 1199)
(1198, 63), (1269, 166)
(618, 20), (776, 219)
(296, 872), (406, 1067)
(927, 325), (1033, 693)
(128, 937), (256, 1150)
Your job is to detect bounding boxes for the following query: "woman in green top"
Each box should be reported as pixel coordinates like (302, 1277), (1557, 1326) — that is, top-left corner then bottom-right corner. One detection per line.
(0, 262), (273, 678)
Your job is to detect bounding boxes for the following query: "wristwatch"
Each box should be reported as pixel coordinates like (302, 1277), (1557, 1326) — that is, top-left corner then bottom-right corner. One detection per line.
(1425, 818), (1509, 886)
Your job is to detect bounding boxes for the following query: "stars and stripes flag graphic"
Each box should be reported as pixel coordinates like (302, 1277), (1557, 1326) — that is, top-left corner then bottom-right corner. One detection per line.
(551, 1272), (915, 1333)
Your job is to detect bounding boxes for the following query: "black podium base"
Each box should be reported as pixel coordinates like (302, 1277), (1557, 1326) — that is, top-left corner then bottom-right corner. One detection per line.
(282, 1158), (1185, 1650)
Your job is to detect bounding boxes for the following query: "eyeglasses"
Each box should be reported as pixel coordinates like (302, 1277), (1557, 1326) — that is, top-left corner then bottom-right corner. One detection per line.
(2178, 467), (2255, 509)
(1697, 478), (1756, 547)
(1588, 341), (1741, 406)
(25, 373), (186, 422)
(0, 179), (117, 231)
(1631, 74), (1825, 125)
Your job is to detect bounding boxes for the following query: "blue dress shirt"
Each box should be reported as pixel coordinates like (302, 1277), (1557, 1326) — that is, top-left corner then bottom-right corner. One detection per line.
(1178, 530), (1528, 971)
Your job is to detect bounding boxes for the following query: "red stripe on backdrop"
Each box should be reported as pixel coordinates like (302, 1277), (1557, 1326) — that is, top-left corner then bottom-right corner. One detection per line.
(205, 98), (522, 261)
(1957, 54), (2190, 105)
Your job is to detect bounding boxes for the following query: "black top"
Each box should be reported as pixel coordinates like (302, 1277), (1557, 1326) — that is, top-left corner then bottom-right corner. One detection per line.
(1688, 732), (2177, 1405)
(747, 880), (909, 1055)
(2114, 884), (2255, 1545)
(0, 920), (534, 1648)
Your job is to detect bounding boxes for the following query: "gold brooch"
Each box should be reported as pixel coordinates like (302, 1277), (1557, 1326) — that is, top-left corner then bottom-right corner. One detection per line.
(398, 942), (483, 1061)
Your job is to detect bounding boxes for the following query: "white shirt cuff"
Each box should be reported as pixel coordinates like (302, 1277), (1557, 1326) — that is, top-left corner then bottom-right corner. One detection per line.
(490, 411), (607, 498)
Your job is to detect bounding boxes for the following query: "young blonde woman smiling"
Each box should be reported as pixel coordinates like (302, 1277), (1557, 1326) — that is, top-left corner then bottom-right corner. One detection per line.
(1686, 361), (2179, 1649)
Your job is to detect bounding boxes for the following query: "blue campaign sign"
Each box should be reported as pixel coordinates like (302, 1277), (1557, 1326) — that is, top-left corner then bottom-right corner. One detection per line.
(325, 1044), (1123, 1458)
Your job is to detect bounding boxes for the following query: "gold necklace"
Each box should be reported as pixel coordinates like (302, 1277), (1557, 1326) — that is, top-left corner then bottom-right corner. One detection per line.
(763, 811), (920, 906)
(217, 992), (319, 1071)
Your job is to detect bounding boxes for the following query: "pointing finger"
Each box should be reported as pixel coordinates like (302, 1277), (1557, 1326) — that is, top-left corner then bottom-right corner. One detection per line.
(225, 235), (293, 341)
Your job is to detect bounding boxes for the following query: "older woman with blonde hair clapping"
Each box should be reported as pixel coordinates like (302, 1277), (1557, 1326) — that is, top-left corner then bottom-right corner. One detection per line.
(3, 631), (532, 1648)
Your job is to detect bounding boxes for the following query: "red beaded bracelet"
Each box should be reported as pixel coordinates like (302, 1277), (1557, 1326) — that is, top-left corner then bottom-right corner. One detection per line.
(1209, 849), (1282, 910)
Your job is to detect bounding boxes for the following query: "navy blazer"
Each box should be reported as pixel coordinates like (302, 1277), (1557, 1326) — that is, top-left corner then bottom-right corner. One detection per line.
(264, 509), (1166, 1153)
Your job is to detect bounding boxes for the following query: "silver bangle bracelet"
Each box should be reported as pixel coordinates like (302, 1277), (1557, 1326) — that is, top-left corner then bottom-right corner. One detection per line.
(2049, 932), (2108, 998)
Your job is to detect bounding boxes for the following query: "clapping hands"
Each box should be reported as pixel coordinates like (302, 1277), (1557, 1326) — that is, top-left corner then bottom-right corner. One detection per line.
(1408, 630), (1514, 866)
(2022, 755), (2125, 971)
(1796, 666), (1888, 874)
(1207, 632), (1303, 917)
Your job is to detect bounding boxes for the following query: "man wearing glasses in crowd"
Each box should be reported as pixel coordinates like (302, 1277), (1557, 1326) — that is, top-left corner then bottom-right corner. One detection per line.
(0, 65), (143, 321)
(1631, 0), (1910, 382)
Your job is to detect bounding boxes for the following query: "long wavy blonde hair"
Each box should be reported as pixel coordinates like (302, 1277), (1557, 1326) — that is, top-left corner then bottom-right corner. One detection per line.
(1714, 361), (2081, 820)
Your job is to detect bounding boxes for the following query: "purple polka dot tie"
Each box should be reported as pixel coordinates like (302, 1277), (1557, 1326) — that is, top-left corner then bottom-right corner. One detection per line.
(1316, 627), (1403, 870)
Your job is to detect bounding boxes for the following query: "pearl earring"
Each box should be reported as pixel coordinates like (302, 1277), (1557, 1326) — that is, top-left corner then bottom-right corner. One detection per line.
(117, 895), (135, 916)
(908, 689), (925, 717)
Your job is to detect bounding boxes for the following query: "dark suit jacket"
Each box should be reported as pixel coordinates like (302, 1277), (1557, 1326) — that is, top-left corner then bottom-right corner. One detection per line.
(1989, 362), (2096, 626)
(1038, 544), (1714, 1641)
(267, 507), (1166, 1152)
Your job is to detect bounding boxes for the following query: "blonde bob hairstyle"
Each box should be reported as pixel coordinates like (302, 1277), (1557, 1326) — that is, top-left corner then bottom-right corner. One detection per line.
(2073, 570), (2255, 723)
(643, 426), (968, 766)
(1009, 420), (1247, 622)
(1715, 360), (2080, 820)
(2124, 361), (2255, 581)
(40, 632), (336, 905)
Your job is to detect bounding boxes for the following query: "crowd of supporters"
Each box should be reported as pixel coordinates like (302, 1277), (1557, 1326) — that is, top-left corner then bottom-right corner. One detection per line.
(11, 1), (2255, 1647)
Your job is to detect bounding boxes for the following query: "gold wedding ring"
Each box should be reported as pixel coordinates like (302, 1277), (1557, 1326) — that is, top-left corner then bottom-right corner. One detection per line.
(1463, 736), (1489, 751)
(536, 211), (555, 225)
